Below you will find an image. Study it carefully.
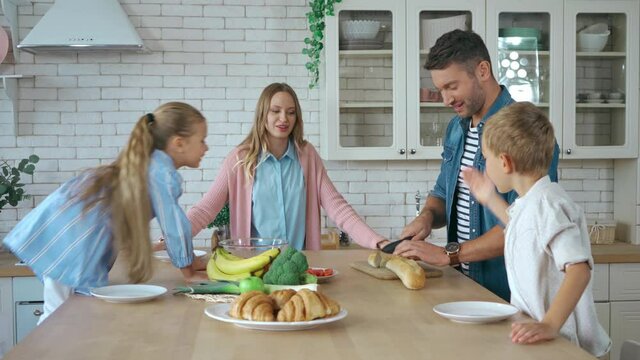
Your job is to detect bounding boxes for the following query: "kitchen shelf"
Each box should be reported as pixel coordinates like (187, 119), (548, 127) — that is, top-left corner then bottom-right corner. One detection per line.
(339, 49), (393, 57)
(0, 0), (31, 62)
(498, 50), (550, 56)
(576, 103), (626, 108)
(577, 51), (626, 58)
(0, 75), (29, 135)
(340, 101), (393, 108)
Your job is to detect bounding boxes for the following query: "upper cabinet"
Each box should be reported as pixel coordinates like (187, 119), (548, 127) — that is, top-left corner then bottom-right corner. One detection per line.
(321, 0), (484, 160)
(321, 0), (639, 160)
(562, 0), (638, 158)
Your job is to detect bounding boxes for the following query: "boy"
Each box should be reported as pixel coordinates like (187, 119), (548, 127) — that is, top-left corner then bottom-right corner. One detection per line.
(462, 102), (610, 357)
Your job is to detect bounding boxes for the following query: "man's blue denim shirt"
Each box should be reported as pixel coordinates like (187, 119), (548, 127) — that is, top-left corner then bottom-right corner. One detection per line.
(430, 86), (560, 301)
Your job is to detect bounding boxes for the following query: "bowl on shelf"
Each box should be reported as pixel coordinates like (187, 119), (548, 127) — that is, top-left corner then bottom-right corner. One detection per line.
(421, 14), (468, 51)
(577, 23), (610, 52)
(218, 238), (287, 259)
(498, 27), (543, 50)
(340, 20), (381, 41)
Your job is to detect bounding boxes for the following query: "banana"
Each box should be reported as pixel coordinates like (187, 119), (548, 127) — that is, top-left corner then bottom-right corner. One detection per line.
(206, 255), (251, 281)
(215, 247), (280, 275)
(252, 267), (266, 277)
(216, 247), (244, 261)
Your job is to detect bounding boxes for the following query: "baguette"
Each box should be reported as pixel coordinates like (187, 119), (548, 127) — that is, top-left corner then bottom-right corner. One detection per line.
(367, 251), (393, 268)
(385, 256), (426, 290)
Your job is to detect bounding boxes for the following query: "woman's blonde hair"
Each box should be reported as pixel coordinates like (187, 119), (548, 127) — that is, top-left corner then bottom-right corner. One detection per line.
(78, 102), (205, 284)
(238, 83), (305, 179)
(483, 102), (555, 177)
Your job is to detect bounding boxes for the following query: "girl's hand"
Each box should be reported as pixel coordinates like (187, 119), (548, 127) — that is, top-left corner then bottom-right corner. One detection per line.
(461, 167), (498, 205)
(511, 321), (558, 344)
(184, 271), (209, 283)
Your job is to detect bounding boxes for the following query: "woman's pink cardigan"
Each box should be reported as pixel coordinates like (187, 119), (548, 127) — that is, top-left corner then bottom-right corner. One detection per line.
(187, 142), (383, 250)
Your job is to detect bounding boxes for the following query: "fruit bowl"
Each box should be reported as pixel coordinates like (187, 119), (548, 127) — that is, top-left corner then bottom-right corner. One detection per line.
(218, 238), (288, 259)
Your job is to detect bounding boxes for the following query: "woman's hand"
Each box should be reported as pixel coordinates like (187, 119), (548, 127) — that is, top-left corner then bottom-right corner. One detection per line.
(511, 321), (558, 344)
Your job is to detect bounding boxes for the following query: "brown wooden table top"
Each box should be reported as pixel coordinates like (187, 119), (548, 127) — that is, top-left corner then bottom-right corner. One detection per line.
(4, 250), (595, 360)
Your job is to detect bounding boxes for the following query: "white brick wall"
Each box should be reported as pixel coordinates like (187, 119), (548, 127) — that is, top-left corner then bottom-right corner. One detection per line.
(0, 0), (618, 249)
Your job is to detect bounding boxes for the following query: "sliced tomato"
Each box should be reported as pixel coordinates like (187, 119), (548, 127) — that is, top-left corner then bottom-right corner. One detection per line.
(322, 268), (334, 276)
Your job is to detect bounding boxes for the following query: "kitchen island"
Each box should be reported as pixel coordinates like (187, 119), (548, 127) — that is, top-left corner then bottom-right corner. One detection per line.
(3, 250), (596, 360)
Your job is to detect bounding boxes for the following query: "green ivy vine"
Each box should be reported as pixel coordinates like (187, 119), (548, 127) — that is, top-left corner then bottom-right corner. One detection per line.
(304, 0), (342, 89)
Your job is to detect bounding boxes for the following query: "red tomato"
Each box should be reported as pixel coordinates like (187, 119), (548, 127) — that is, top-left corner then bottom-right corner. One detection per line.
(322, 268), (334, 276)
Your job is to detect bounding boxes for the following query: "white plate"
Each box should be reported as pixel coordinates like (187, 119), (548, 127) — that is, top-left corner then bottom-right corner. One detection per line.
(204, 303), (348, 331)
(90, 284), (167, 304)
(308, 267), (339, 283)
(153, 250), (207, 262)
(433, 301), (519, 324)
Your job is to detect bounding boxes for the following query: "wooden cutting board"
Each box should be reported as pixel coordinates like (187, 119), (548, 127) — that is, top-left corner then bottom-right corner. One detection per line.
(350, 261), (443, 279)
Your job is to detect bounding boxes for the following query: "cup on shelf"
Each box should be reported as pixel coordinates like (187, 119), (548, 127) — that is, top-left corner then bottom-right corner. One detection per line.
(587, 92), (602, 100)
(420, 88), (442, 102)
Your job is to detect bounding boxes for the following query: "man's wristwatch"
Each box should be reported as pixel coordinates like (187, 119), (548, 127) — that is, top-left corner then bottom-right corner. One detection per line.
(444, 242), (461, 266)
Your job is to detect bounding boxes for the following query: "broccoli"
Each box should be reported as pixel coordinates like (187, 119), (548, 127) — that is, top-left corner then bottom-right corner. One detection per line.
(263, 247), (309, 285)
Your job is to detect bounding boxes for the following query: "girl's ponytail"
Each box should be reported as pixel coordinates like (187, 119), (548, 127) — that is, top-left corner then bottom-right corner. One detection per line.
(111, 114), (155, 283)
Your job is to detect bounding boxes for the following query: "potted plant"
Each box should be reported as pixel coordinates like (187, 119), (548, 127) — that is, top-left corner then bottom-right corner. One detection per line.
(208, 203), (230, 249)
(0, 155), (39, 213)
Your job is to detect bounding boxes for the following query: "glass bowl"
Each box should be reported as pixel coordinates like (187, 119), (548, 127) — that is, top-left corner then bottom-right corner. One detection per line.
(218, 238), (287, 259)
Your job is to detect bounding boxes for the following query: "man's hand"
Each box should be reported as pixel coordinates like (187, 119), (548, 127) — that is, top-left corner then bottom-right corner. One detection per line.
(511, 321), (558, 344)
(393, 240), (449, 266)
(399, 212), (433, 242)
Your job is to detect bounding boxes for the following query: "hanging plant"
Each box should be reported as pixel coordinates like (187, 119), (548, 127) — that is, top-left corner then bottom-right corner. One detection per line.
(303, 0), (342, 89)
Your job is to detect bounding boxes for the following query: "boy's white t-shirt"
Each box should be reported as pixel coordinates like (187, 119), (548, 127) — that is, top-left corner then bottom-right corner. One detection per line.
(504, 176), (611, 357)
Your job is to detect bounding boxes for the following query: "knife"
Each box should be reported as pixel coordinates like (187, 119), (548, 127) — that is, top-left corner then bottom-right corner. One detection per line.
(381, 236), (413, 254)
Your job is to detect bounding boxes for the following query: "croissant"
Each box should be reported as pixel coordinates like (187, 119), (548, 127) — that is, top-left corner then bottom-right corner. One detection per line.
(270, 289), (296, 310)
(229, 291), (276, 322)
(276, 289), (341, 322)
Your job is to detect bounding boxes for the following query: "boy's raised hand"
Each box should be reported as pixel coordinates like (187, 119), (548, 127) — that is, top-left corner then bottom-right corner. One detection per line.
(461, 167), (496, 205)
(511, 321), (558, 345)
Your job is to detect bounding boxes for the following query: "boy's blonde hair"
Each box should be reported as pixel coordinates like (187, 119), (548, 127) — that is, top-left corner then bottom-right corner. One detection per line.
(238, 82), (305, 179)
(78, 102), (205, 284)
(483, 102), (554, 176)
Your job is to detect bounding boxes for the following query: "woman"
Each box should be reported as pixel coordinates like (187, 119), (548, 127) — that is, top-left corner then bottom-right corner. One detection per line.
(187, 83), (389, 250)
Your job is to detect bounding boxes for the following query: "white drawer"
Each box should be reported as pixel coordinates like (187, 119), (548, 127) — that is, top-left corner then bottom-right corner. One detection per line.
(610, 263), (640, 301)
(592, 264), (609, 302)
(12, 277), (43, 303)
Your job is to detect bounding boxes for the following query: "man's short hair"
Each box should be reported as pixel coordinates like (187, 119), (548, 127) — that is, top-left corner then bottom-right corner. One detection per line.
(482, 102), (555, 176)
(425, 29), (492, 74)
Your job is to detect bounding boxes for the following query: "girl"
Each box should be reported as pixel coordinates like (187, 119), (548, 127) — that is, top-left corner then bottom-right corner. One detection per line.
(186, 83), (389, 250)
(3, 102), (209, 323)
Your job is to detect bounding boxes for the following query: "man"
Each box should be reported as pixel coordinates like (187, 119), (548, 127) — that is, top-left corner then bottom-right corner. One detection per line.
(395, 30), (559, 301)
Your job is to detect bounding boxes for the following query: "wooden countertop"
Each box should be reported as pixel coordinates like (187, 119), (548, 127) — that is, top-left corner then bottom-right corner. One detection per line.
(0, 251), (34, 277)
(0, 241), (638, 278)
(1, 241), (638, 278)
(4, 250), (595, 360)
(591, 242), (640, 263)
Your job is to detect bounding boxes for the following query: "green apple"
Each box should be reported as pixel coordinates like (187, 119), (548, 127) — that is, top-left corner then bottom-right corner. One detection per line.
(238, 276), (266, 294)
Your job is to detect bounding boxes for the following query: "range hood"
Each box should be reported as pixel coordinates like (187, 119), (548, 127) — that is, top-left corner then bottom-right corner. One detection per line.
(17, 0), (145, 54)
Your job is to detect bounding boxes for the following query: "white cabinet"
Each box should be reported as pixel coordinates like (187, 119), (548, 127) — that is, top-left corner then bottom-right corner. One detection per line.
(562, 0), (639, 159)
(594, 263), (640, 360)
(486, 0), (638, 159)
(322, 0), (484, 160)
(322, 0), (639, 160)
(0, 278), (13, 358)
(11, 277), (43, 344)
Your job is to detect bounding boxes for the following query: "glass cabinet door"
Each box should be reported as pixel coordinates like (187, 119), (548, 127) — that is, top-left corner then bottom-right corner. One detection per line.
(563, 1), (639, 158)
(406, 0), (485, 159)
(323, 0), (406, 160)
(486, 0), (563, 154)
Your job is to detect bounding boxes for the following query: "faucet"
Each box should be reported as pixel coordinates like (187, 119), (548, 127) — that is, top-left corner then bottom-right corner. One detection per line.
(415, 190), (427, 217)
